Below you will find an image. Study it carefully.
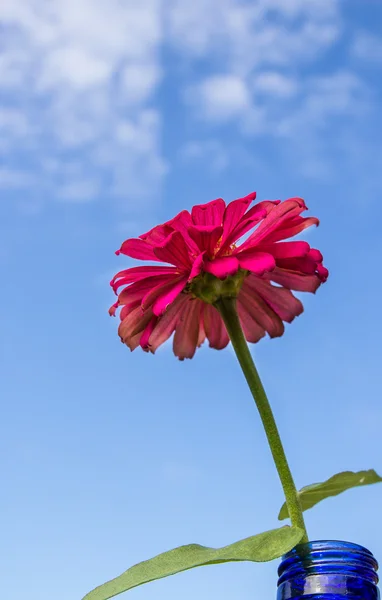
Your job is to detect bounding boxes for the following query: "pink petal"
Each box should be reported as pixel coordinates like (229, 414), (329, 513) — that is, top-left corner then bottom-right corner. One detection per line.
(317, 263), (329, 282)
(118, 275), (176, 306)
(236, 299), (266, 343)
(239, 200), (280, 223)
(139, 223), (173, 245)
(173, 298), (204, 360)
(140, 316), (158, 350)
(262, 215), (319, 244)
(239, 198), (307, 250)
(191, 198), (226, 227)
(111, 266), (179, 293)
(221, 192), (257, 243)
(118, 305), (154, 345)
(197, 305), (206, 348)
(204, 256), (240, 278)
(308, 248), (323, 263)
(256, 241), (310, 260)
(120, 304), (137, 321)
(256, 199), (282, 211)
(188, 225), (223, 257)
(109, 301), (119, 316)
(141, 275), (187, 311)
(266, 267), (321, 293)
(276, 256), (318, 275)
(152, 277), (188, 316)
(236, 250), (275, 275)
(118, 299), (142, 315)
(153, 231), (192, 270)
(239, 282), (284, 338)
(220, 200), (280, 251)
(167, 209), (193, 229)
(204, 304), (229, 349)
(221, 207), (266, 251)
(140, 210), (200, 254)
(116, 238), (160, 261)
(112, 275), (151, 296)
(189, 252), (205, 281)
(147, 294), (188, 353)
(244, 275), (303, 323)
(125, 330), (144, 352)
(166, 210), (200, 254)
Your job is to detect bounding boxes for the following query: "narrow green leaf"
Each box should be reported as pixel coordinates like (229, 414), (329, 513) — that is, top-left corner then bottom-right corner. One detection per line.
(279, 469), (382, 521)
(82, 526), (303, 600)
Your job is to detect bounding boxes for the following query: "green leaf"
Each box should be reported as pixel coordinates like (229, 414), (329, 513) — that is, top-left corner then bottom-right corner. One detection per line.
(279, 469), (382, 521)
(82, 526), (303, 600)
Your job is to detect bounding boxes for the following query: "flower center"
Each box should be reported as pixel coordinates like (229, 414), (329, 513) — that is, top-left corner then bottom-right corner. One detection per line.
(187, 269), (247, 304)
(213, 239), (236, 258)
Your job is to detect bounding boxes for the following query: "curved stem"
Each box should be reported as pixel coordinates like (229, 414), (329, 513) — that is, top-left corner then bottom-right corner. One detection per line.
(216, 296), (308, 543)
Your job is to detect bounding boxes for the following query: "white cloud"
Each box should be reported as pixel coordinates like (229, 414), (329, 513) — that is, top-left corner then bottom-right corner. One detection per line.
(268, 70), (374, 181)
(186, 75), (250, 121)
(259, 0), (337, 19)
(257, 71), (367, 142)
(184, 69), (368, 159)
(37, 47), (112, 91)
(56, 179), (101, 202)
(278, 71), (368, 135)
(93, 110), (168, 199)
(180, 138), (267, 176)
(0, 0), (165, 206)
(0, 107), (34, 139)
(305, 72), (366, 117)
(167, 0), (340, 74)
(0, 168), (36, 189)
(254, 72), (298, 98)
(173, 0), (342, 143)
(352, 32), (382, 63)
(119, 63), (162, 105)
(1, 0), (378, 205)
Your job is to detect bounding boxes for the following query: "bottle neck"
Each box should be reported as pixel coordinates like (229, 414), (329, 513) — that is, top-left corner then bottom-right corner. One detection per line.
(277, 540), (380, 599)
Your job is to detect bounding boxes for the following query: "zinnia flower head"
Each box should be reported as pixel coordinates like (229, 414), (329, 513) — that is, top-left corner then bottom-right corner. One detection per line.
(110, 192), (328, 360)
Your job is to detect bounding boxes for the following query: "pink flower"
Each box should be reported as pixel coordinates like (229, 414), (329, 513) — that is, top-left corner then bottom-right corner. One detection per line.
(110, 192), (328, 360)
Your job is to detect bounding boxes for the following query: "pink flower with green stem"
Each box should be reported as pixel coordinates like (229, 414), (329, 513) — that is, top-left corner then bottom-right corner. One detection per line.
(82, 191), (381, 600)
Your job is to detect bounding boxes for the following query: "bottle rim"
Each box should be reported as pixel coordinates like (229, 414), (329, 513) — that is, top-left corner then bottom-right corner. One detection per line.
(277, 539), (379, 587)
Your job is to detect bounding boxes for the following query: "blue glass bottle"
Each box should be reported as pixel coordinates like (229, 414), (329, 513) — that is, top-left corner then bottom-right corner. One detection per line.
(277, 540), (380, 599)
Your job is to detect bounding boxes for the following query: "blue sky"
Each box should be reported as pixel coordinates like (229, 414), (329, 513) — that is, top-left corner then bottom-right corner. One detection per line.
(1, 0), (382, 599)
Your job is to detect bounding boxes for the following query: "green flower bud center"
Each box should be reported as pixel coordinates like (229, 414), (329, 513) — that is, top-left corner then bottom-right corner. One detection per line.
(187, 269), (248, 304)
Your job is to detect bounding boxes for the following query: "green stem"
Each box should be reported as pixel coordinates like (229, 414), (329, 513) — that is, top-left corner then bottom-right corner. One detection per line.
(216, 296), (308, 543)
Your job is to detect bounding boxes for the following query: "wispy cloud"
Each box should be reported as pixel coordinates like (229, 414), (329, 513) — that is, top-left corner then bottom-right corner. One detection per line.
(168, 0), (360, 179)
(352, 32), (382, 63)
(171, 0), (340, 110)
(0, 0), (166, 205)
(185, 75), (251, 122)
(1, 0), (380, 208)
(253, 72), (299, 99)
(180, 138), (263, 177)
(273, 71), (369, 136)
(0, 167), (36, 189)
(169, 0), (382, 185)
(167, 0), (340, 74)
(181, 67), (371, 181)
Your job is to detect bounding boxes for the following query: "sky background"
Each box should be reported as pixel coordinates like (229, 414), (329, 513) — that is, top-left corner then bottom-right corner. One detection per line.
(1, 0), (382, 599)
